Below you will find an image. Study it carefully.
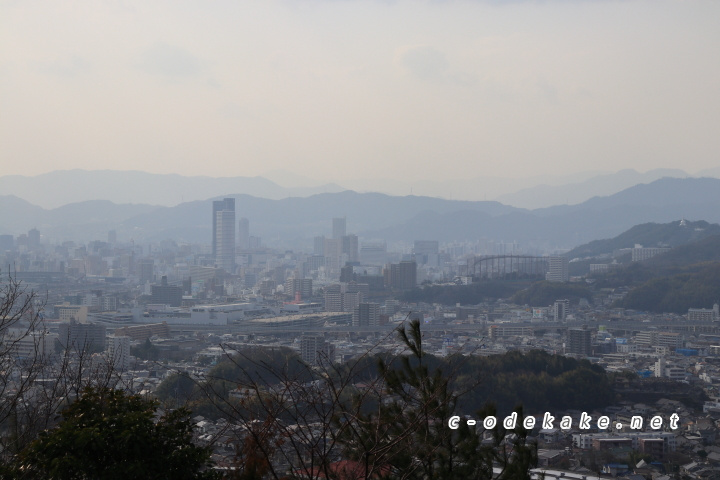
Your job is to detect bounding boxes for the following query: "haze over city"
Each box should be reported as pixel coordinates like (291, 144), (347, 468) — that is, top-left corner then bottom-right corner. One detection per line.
(5, 2), (720, 478)
(2, 0), (719, 193)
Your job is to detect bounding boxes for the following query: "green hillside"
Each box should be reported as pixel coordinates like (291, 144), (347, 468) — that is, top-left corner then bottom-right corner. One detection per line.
(644, 234), (720, 267)
(510, 280), (593, 306)
(570, 230), (720, 313)
(565, 220), (720, 260)
(593, 235), (720, 287)
(401, 281), (527, 305)
(615, 263), (720, 314)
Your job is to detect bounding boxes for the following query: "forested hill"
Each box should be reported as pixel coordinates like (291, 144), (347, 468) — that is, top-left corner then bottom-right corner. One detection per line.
(585, 234), (720, 313)
(454, 350), (614, 415)
(565, 220), (720, 260)
(644, 234), (720, 267)
(593, 235), (720, 286)
(613, 263), (720, 314)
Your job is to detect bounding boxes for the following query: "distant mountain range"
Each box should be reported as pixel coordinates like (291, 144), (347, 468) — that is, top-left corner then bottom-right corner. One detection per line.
(361, 177), (720, 248)
(2, 167), (716, 209)
(0, 170), (345, 209)
(312, 167), (713, 207)
(494, 168), (690, 209)
(2, 177), (720, 251)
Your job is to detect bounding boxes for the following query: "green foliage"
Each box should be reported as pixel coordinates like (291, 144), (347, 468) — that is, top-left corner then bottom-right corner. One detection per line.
(593, 261), (659, 287)
(335, 347), (613, 419)
(565, 220), (720, 259)
(155, 372), (200, 404)
(130, 338), (159, 361)
(155, 347), (314, 420)
(454, 350), (614, 415)
(336, 320), (538, 479)
(591, 235), (720, 287)
(401, 281), (527, 305)
(510, 281), (592, 306)
(645, 235), (720, 267)
(15, 386), (219, 480)
(616, 263), (720, 313)
(579, 233), (720, 312)
(207, 346), (311, 387)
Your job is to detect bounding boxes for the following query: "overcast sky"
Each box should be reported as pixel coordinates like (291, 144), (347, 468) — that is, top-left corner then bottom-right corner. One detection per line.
(2, 0), (719, 186)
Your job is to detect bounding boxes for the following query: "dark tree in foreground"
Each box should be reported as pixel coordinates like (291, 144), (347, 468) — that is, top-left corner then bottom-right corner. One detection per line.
(336, 319), (538, 480)
(194, 318), (537, 479)
(14, 387), (220, 480)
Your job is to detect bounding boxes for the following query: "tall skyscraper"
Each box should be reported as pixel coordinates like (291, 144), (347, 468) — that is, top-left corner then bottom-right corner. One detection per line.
(27, 228), (40, 250)
(341, 234), (359, 263)
(332, 217), (346, 239)
(238, 217), (250, 250)
(213, 198), (235, 255)
(138, 258), (154, 284)
(213, 198), (235, 272)
(313, 236), (325, 256)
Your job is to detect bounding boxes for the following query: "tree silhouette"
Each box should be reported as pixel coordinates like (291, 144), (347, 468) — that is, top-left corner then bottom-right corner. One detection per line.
(16, 386), (220, 480)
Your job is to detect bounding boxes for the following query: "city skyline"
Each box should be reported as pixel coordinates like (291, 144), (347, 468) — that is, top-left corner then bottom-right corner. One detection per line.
(2, 1), (719, 185)
(3, 1), (720, 468)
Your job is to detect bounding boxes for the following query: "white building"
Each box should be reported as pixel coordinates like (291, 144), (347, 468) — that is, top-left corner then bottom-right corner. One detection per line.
(688, 304), (719, 322)
(631, 246), (671, 262)
(573, 432), (676, 452)
(213, 198), (236, 273)
(654, 358), (686, 380)
(546, 257), (569, 282)
(141, 303), (257, 325)
(300, 335), (335, 365)
(5, 329), (57, 360)
(107, 335), (130, 371)
(553, 300), (570, 321)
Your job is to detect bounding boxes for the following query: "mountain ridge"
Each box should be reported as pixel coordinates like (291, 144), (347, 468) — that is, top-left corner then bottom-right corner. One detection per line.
(495, 168), (690, 208)
(1, 177), (720, 251)
(0, 169), (346, 209)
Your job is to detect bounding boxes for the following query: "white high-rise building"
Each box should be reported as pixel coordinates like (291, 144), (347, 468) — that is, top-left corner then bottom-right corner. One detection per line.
(107, 335), (130, 371)
(238, 217), (250, 250)
(546, 256), (569, 282)
(300, 335), (335, 366)
(213, 198), (236, 272)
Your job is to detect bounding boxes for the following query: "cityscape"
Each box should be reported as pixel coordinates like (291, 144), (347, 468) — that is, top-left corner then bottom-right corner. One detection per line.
(4, 191), (720, 478)
(2, 1), (720, 479)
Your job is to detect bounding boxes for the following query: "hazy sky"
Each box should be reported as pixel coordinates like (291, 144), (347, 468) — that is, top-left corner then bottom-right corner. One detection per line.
(2, 0), (719, 185)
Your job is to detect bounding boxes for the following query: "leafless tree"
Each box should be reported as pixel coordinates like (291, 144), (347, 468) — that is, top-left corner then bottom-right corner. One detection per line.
(0, 268), (50, 456)
(181, 319), (518, 480)
(0, 268), (133, 459)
